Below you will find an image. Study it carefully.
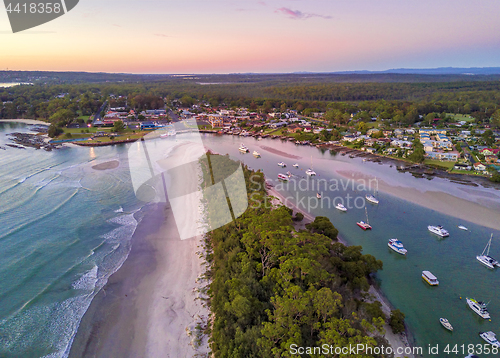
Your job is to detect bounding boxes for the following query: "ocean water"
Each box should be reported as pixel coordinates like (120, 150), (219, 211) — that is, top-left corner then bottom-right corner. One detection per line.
(0, 123), (144, 358)
(199, 133), (500, 357)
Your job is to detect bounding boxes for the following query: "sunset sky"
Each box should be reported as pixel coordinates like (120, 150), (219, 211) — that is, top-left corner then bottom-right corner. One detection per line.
(1, 0), (500, 74)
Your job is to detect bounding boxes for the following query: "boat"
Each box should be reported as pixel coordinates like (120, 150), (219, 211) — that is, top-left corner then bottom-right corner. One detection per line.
(335, 203), (347, 212)
(357, 207), (372, 230)
(428, 225), (449, 238)
(365, 194), (379, 204)
(466, 297), (490, 319)
(479, 331), (500, 348)
(293, 163), (299, 168)
(238, 144), (249, 153)
(306, 156), (316, 176)
(422, 271), (439, 286)
(278, 162), (286, 167)
(388, 239), (407, 255)
(316, 193), (322, 199)
(277, 174), (288, 181)
(439, 318), (453, 331)
(252, 150), (261, 157)
(286, 171), (292, 177)
(458, 225), (468, 231)
(476, 234), (500, 269)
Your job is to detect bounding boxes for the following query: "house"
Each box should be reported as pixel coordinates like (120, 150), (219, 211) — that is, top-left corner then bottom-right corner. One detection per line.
(485, 155), (499, 164)
(426, 151), (459, 161)
(435, 134), (450, 142)
(287, 124), (302, 133)
(473, 163), (487, 171)
(419, 128), (447, 135)
(270, 121), (287, 129)
(342, 135), (358, 142)
(140, 122), (158, 130)
(454, 163), (472, 171)
(480, 148), (500, 156)
(208, 114), (225, 128)
(303, 127), (312, 133)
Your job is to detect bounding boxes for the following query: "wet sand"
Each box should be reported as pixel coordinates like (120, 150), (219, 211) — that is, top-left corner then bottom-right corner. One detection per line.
(0, 119), (49, 125)
(91, 161), (120, 171)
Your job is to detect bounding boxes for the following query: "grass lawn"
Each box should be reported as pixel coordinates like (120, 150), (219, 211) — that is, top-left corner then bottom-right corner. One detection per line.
(446, 113), (475, 122)
(424, 159), (456, 170)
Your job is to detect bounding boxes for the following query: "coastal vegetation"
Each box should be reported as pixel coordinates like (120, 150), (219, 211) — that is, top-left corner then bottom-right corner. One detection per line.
(200, 154), (395, 357)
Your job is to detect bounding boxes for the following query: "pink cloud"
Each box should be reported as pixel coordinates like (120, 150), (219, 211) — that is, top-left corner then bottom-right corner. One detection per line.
(275, 7), (332, 20)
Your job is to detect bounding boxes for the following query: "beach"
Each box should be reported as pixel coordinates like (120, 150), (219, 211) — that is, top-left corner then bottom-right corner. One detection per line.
(0, 119), (49, 125)
(69, 144), (209, 358)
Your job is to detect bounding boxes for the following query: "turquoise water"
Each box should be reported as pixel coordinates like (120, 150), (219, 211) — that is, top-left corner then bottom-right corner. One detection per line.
(199, 133), (500, 357)
(1, 126), (499, 357)
(0, 123), (144, 358)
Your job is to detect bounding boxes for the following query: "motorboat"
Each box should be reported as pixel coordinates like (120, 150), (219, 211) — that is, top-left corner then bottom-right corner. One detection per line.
(479, 331), (500, 348)
(458, 225), (468, 231)
(316, 193), (322, 199)
(422, 271), (439, 286)
(238, 144), (249, 153)
(306, 156), (316, 176)
(335, 203), (347, 212)
(293, 163), (299, 168)
(466, 297), (490, 319)
(286, 171), (292, 177)
(439, 318), (453, 331)
(388, 239), (407, 255)
(428, 225), (449, 238)
(253, 150), (261, 157)
(476, 234), (500, 269)
(277, 173), (288, 181)
(278, 162), (286, 167)
(365, 194), (379, 204)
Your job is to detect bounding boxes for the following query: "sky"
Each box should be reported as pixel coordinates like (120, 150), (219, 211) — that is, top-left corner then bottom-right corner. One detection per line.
(1, 0), (500, 74)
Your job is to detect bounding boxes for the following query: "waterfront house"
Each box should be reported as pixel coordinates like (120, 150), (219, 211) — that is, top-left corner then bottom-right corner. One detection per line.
(473, 163), (487, 171)
(485, 155), (499, 164)
(454, 163), (472, 171)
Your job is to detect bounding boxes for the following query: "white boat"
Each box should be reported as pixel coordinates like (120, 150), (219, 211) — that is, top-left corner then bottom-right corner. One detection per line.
(306, 156), (316, 176)
(286, 171), (292, 177)
(466, 297), (490, 319)
(278, 162), (286, 167)
(239, 144), (249, 153)
(335, 203), (347, 212)
(428, 225), (449, 238)
(439, 318), (453, 331)
(277, 173), (288, 181)
(293, 163), (299, 168)
(253, 150), (261, 157)
(476, 234), (500, 269)
(388, 239), (407, 255)
(458, 225), (468, 231)
(316, 193), (322, 199)
(422, 270), (439, 286)
(365, 194), (379, 204)
(479, 331), (500, 348)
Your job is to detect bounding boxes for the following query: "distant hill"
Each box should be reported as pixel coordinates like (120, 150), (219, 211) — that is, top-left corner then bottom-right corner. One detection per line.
(331, 67), (500, 75)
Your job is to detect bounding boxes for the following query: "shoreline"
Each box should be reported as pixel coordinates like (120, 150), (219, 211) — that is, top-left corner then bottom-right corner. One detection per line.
(69, 145), (210, 357)
(267, 183), (414, 357)
(0, 119), (49, 125)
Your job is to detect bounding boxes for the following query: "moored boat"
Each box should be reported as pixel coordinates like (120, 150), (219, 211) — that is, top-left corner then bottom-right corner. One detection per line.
(458, 225), (468, 231)
(277, 173), (288, 181)
(479, 331), (500, 347)
(316, 192), (322, 199)
(428, 225), (449, 237)
(335, 203), (347, 212)
(357, 207), (372, 230)
(388, 239), (407, 255)
(476, 234), (500, 269)
(238, 143), (249, 153)
(422, 270), (439, 286)
(439, 318), (453, 331)
(365, 194), (379, 204)
(278, 162), (286, 167)
(252, 150), (261, 157)
(293, 163), (299, 168)
(466, 297), (490, 319)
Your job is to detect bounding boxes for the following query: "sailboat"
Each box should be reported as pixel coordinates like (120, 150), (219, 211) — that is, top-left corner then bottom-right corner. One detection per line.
(476, 234), (500, 269)
(306, 156), (316, 176)
(357, 206), (372, 230)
